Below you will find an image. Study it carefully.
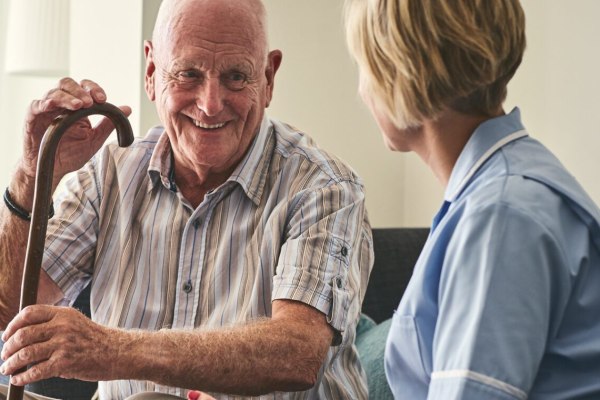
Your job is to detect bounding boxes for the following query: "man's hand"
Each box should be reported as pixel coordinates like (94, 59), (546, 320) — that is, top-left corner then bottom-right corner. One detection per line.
(0, 77), (129, 329)
(0, 305), (121, 386)
(20, 77), (132, 186)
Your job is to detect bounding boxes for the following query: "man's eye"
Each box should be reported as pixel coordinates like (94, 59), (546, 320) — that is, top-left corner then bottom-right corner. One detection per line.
(176, 70), (202, 82)
(222, 72), (247, 90)
(229, 72), (246, 82)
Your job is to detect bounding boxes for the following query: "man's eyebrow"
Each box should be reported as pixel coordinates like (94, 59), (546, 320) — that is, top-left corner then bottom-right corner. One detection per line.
(219, 61), (255, 74)
(168, 59), (204, 70)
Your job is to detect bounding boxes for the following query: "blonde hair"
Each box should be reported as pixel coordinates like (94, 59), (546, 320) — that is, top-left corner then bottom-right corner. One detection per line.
(345, 0), (526, 129)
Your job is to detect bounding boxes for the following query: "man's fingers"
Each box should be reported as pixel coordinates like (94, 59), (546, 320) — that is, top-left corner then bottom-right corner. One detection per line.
(1, 323), (54, 361)
(28, 90), (88, 123)
(29, 78), (107, 119)
(57, 77), (95, 107)
(80, 79), (107, 104)
(0, 341), (52, 378)
(28, 95), (81, 123)
(91, 105), (133, 146)
(4, 357), (57, 387)
(1, 305), (54, 342)
(118, 105), (133, 117)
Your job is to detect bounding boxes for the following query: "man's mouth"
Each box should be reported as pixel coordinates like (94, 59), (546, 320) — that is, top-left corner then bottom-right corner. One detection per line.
(192, 119), (226, 129)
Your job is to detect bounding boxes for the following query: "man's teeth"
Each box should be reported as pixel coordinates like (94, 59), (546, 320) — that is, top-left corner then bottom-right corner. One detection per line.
(193, 120), (226, 129)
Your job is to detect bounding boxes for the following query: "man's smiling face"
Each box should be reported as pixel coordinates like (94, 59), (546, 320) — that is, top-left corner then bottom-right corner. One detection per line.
(145, 0), (280, 177)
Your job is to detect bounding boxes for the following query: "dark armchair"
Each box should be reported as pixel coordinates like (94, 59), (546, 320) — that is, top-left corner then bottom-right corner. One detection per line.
(356, 227), (429, 399)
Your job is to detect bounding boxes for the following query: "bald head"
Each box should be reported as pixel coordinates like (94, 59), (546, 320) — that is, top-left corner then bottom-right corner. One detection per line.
(152, 0), (269, 61)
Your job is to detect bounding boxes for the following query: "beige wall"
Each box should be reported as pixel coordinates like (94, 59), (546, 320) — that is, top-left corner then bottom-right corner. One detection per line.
(506, 1), (600, 205)
(1, 1), (599, 228)
(0, 0), (161, 195)
(263, 0), (408, 228)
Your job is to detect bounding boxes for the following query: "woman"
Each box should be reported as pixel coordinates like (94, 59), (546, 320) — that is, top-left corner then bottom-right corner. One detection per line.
(345, 0), (600, 399)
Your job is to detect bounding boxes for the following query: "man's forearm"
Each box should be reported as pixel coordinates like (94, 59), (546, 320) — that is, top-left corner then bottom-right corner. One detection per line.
(0, 170), (36, 328)
(119, 308), (332, 395)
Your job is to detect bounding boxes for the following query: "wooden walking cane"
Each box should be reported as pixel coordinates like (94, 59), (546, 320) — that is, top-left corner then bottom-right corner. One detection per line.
(7, 103), (134, 400)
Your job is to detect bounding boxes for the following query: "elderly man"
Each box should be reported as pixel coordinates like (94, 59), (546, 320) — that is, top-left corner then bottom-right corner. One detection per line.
(0, 0), (372, 398)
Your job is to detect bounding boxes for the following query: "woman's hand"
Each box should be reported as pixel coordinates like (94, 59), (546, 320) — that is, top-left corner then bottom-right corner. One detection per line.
(187, 390), (216, 400)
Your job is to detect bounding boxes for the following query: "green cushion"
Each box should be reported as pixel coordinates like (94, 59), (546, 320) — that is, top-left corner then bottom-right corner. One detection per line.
(356, 314), (394, 400)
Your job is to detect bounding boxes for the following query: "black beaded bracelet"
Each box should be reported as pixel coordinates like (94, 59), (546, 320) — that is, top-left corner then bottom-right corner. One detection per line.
(3, 187), (54, 221)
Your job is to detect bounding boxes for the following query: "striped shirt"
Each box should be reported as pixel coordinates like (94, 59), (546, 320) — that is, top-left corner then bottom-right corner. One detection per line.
(44, 116), (373, 399)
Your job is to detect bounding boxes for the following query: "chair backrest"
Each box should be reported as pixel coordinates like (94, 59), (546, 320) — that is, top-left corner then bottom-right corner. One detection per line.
(362, 228), (429, 323)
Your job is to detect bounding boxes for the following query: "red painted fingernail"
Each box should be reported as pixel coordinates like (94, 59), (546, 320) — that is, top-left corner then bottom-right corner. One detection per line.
(188, 391), (200, 400)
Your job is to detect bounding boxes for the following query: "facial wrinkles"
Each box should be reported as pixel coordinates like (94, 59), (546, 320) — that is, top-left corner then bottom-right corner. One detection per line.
(162, 30), (263, 80)
(154, 50), (264, 139)
(146, 0), (271, 185)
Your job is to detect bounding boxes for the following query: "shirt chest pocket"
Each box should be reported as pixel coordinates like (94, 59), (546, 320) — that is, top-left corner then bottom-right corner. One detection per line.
(386, 314), (430, 390)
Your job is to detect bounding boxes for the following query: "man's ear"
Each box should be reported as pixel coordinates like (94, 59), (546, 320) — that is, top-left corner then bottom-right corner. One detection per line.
(144, 40), (156, 101)
(264, 50), (282, 108)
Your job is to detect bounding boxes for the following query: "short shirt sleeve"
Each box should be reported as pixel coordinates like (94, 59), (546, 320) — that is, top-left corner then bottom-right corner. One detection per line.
(272, 180), (372, 344)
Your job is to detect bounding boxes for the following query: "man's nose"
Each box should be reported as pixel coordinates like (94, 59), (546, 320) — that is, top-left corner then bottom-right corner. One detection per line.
(196, 78), (225, 117)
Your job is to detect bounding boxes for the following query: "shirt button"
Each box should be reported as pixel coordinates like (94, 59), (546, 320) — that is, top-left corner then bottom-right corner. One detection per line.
(183, 281), (193, 293)
(340, 247), (348, 257)
(194, 220), (201, 229)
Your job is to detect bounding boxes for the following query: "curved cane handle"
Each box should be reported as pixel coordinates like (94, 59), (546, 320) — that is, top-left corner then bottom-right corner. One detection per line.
(7, 103), (134, 400)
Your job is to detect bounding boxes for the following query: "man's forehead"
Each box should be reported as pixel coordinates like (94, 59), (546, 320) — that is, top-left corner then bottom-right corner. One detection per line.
(156, 0), (266, 48)
(157, 0), (266, 32)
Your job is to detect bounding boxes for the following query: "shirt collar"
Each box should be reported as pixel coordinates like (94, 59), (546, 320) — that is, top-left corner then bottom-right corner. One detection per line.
(147, 130), (173, 192)
(445, 107), (528, 202)
(146, 116), (274, 206)
(225, 115), (274, 206)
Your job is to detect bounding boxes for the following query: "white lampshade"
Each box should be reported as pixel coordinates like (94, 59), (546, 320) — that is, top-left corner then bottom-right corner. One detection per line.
(5, 0), (70, 76)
